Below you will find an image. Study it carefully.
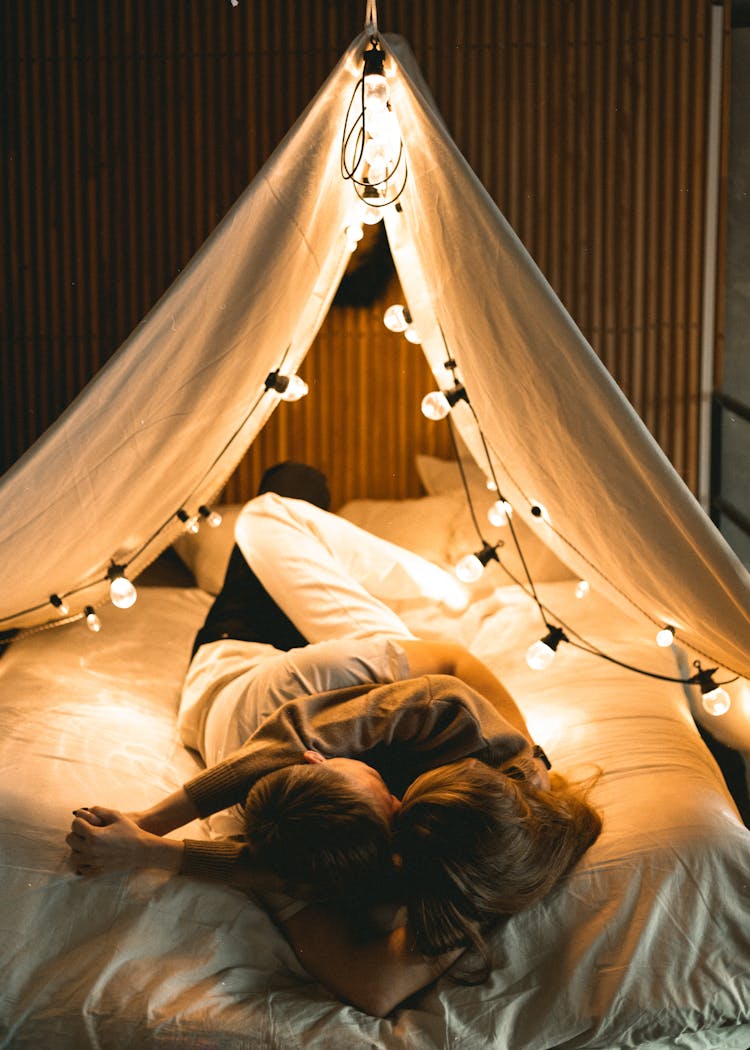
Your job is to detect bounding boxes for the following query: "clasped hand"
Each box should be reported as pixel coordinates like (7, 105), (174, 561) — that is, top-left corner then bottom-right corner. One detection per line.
(66, 807), (153, 876)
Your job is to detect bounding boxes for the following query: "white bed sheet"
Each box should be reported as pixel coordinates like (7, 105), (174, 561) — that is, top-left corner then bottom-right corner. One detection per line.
(1, 582), (749, 1050)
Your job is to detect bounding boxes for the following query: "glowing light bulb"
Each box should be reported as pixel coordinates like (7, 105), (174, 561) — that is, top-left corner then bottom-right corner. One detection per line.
(50, 594), (70, 616)
(109, 574), (137, 609)
(363, 137), (393, 174)
(403, 326), (421, 344)
(454, 544), (497, 583)
(488, 500), (513, 527)
(178, 509), (200, 534)
(365, 108), (400, 152)
(345, 222), (364, 249)
(486, 479), (498, 492)
(656, 626), (675, 648)
(526, 639), (557, 671)
(200, 505), (223, 528)
(701, 686), (731, 716)
(525, 625), (566, 671)
(575, 580), (590, 600)
(421, 391), (451, 421)
(359, 200), (383, 225)
(455, 553), (484, 583)
(383, 304), (411, 332)
(363, 73), (389, 112)
(281, 375), (308, 402)
(84, 606), (102, 633)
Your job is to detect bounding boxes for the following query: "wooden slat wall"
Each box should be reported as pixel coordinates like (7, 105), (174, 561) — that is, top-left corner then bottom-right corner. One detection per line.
(1, 0), (724, 506)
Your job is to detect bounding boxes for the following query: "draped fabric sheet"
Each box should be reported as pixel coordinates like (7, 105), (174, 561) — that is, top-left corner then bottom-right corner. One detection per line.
(0, 33), (748, 705)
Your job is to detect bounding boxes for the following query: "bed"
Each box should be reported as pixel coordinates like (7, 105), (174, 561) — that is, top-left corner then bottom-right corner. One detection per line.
(1, 457), (749, 1050)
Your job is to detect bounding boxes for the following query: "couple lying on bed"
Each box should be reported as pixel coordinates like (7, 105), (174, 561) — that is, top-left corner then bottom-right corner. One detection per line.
(67, 462), (601, 1017)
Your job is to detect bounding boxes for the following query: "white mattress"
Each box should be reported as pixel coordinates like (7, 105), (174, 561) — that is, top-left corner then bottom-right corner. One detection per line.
(1, 580), (749, 1049)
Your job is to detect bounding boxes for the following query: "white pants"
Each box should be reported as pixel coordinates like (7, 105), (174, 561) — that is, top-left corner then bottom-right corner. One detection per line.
(234, 492), (467, 642)
(179, 492), (468, 759)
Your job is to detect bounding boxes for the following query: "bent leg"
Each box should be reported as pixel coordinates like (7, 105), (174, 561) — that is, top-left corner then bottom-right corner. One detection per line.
(235, 493), (467, 642)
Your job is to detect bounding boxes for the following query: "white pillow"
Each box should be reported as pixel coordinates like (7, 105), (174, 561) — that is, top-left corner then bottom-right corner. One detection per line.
(172, 504), (242, 594)
(416, 454), (575, 584)
(336, 493), (461, 567)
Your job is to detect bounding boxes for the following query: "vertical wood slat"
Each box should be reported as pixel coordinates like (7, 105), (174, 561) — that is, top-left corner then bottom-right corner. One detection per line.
(0, 0), (722, 505)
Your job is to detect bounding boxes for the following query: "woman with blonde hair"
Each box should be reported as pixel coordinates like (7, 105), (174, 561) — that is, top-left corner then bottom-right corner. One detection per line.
(394, 757), (602, 969)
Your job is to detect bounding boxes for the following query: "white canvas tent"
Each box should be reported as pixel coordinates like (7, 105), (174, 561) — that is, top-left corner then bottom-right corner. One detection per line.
(1, 30), (748, 729)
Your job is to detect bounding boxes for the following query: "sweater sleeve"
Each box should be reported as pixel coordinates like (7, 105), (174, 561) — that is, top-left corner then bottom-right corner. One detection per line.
(182, 674), (529, 818)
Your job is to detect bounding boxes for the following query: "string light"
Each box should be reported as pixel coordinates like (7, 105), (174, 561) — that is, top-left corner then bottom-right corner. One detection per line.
(656, 625), (675, 648)
(84, 606), (102, 633)
(526, 625), (568, 671)
(692, 663), (732, 716)
(423, 354), (741, 715)
(340, 40), (408, 209)
(107, 565), (137, 609)
(345, 221), (364, 250)
(488, 499), (513, 527)
(383, 304), (412, 332)
(265, 370), (309, 402)
(421, 385), (469, 421)
(455, 543), (499, 583)
(177, 509), (201, 534)
(199, 505), (223, 528)
(50, 594), (70, 616)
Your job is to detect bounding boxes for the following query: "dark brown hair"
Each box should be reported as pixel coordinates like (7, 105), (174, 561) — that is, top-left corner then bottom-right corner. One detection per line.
(393, 758), (602, 968)
(243, 763), (395, 907)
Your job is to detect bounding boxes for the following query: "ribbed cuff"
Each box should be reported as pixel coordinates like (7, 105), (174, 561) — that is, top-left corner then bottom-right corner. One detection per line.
(183, 761), (247, 817)
(180, 838), (245, 880)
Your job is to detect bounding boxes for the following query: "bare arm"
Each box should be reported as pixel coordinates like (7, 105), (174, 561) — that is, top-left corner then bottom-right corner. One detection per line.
(280, 904), (463, 1017)
(398, 640), (531, 737)
(130, 786), (200, 836)
(398, 640), (550, 788)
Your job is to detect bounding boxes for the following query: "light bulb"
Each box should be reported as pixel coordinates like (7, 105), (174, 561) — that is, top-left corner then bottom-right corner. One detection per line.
(280, 375), (308, 402)
(526, 625), (566, 671)
(488, 500), (513, 527)
(109, 574), (137, 609)
(365, 108), (400, 152)
(486, 479), (498, 492)
(526, 639), (557, 671)
(656, 626), (675, 648)
(383, 304), (411, 333)
(363, 137), (393, 171)
(200, 505), (223, 528)
(701, 686), (731, 716)
(363, 73), (389, 112)
(50, 594), (70, 616)
(345, 222), (364, 246)
(359, 202), (383, 225)
(178, 509), (200, 534)
(84, 606), (102, 633)
(403, 326), (421, 344)
(421, 391), (451, 421)
(575, 580), (590, 600)
(455, 553), (485, 583)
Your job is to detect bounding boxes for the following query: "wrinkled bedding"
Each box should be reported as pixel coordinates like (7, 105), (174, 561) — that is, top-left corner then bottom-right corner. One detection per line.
(1, 576), (749, 1049)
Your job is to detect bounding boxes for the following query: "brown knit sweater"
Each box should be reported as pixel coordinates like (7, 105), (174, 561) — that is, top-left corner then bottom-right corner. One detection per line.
(180, 673), (530, 882)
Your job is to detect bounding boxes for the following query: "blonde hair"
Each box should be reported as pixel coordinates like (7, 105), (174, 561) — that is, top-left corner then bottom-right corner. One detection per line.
(393, 758), (601, 966)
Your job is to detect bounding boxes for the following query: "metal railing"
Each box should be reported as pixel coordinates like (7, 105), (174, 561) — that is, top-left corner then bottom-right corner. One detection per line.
(711, 391), (750, 538)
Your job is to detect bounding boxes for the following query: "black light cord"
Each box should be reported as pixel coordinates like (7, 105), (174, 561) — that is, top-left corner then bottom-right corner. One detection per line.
(0, 347), (297, 636)
(427, 330), (743, 686)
